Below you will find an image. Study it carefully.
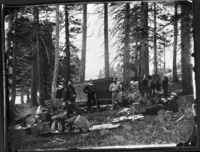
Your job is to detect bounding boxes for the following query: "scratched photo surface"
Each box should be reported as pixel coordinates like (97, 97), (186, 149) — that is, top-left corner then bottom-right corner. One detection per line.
(5, 0), (197, 151)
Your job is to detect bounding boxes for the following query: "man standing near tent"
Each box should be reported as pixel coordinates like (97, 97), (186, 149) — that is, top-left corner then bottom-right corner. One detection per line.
(83, 79), (100, 112)
(109, 77), (120, 110)
(63, 80), (80, 119)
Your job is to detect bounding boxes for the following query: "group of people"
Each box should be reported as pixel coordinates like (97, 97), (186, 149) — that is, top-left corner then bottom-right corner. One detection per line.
(61, 76), (197, 146)
(61, 76), (180, 119)
(62, 77), (124, 119)
(62, 79), (101, 119)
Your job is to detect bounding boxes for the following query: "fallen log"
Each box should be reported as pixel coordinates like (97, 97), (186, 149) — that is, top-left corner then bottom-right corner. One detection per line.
(89, 124), (121, 131)
(112, 115), (144, 123)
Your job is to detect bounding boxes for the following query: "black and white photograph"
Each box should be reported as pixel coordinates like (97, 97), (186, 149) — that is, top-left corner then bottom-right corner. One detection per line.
(2, 0), (199, 151)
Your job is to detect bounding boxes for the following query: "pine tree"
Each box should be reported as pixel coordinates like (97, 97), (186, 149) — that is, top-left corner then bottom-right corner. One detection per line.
(180, 2), (193, 95)
(153, 2), (157, 75)
(65, 5), (71, 82)
(6, 8), (15, 119)
(51, 5), (60, 108)
(80, 4), (87, 82)
(139, 2), (149, 95)
(104, 3), (110, 78)
(173, 2), (179, 82)
(123, 3), (131, 88)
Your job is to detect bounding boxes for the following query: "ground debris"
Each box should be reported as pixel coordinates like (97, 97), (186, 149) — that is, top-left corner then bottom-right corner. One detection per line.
(89, 124), (121, 131)
(9, 85), (195, 150)
(99, 129), (109, 136)
(116, 108), (131, 115)
(174, 114), (185, 124)
(112, 115), (144, 123)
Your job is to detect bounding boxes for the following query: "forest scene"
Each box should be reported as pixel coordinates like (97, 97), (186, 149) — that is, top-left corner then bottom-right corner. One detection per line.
(5, 0), (197, 151)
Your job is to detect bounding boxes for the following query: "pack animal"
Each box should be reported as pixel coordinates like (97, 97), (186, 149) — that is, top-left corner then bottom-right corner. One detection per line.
(142, 74), (168, 97)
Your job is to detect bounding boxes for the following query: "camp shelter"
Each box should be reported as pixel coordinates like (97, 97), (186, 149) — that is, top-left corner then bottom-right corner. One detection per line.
(73, 77), (113, 106)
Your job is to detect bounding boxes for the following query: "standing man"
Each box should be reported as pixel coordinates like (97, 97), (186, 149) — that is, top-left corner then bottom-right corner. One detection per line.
(62, 80), (80, 119)
(109, 77), (120, 110)
(83, 79), (100, 112)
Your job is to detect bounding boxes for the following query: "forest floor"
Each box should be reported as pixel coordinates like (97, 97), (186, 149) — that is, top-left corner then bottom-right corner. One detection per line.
(8, 81), (196, 150)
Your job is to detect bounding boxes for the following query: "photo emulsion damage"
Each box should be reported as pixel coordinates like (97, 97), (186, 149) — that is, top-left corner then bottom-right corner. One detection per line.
(2, 0), (199, 151)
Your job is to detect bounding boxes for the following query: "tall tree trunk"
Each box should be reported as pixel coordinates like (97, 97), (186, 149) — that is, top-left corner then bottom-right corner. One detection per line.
(134, 12), (139, 81)
(31, 53), (38, 106)
(104, 3), (110, 78)
(163, 33), (166, 74)
(80, 4), (87, 82)
(193, 1), (200, 100)
(51, 5), (60, 108)
(21, 87), (24, 104)
(34, 6), (45, 106)
(123, 3), (130, 89)
(6, 9), (15, 119)
(139, 2), (149, 95)
(173, 2), (179, 82)
(39, 55), (45, 104)
(135, 40), (139, 80)
(153, 2), (157, 75)
(11, 10), (17, 113)
(163, 42), (166, 74)
(181, 4), (193, 95)
(31, 7), (38, 107)
(26, 89), (30, 103)
(65, 5), (71, 83)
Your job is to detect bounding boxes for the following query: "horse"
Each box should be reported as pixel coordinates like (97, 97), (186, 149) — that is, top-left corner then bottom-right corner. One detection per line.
(142, 74), (169, 97)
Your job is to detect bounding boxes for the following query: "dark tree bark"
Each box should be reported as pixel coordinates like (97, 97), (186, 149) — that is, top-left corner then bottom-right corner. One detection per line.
(11, 10), (17, 113)
(134, 40), (139, 80)
(104, 3), (110, 78)
(34, 6), (45, 106)
(153, 2), (157, 75)
(21, 87), (24, 104)
(65, 5), (71, 83)
(26, 89), (30, 103)
(51, 5), (60, 108)
(80, 4), (87, 82)
(133, 12), (139, 81)
(173, 2), (179, 83)
(6, 9), (15, 119)
(139, 2), (149, 96)
(123, 3), (130, 89)
(181, 3), (193, 95)
(31, 7), (39, 107)
(39, 53), (45, 105)
(163, 34), (166, 74)
(31, 53), (38, 106)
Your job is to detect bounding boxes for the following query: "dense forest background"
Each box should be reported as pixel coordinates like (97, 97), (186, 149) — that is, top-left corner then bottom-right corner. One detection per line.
(4, 1), (194, 119)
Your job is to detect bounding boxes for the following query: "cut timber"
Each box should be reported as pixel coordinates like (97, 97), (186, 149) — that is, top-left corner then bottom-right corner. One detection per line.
(112, 115), (144, 123)
(89, 124), (120, 131)
(117, 108), (131, 114)
(174, 114), (185, 124)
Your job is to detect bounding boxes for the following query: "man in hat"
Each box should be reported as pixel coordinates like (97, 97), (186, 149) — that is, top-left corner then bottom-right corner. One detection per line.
(109, 77), (120, 110)
(162, 92), (179, 112)
(137, 92), (179, 115)
(63, 80), (80, 119)
(83, 79), (100, 112)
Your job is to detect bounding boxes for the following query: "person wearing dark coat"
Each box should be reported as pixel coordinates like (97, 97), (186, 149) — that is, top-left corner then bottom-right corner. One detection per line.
(62, 80), (80, 119)
(139, 92), (179, 116)
(83, 79), (100, 112)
